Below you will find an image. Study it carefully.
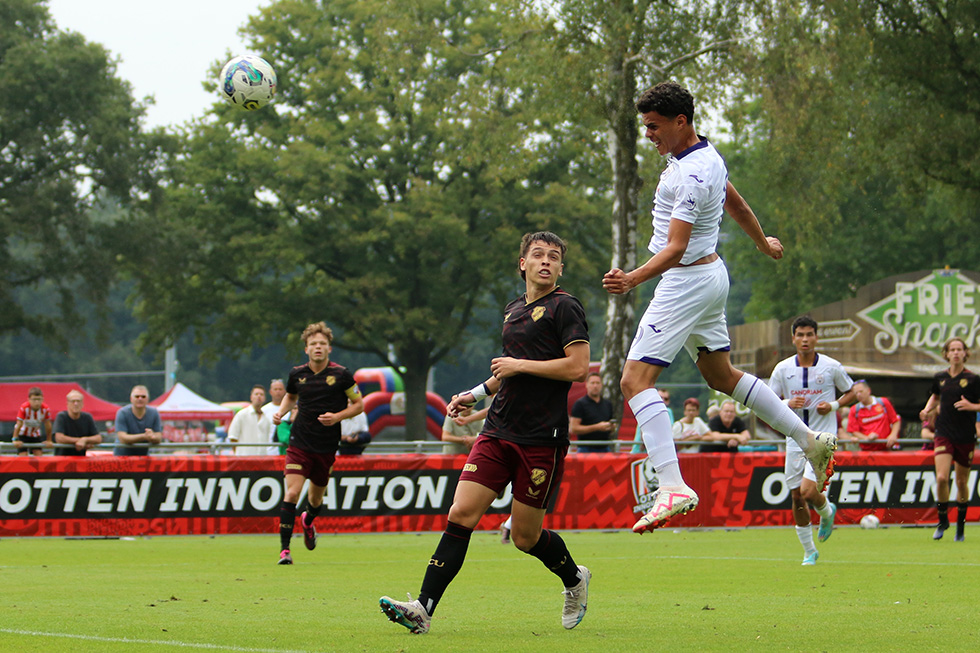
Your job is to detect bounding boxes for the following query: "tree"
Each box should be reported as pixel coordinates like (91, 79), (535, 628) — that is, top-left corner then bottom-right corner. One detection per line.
(123, 0), (608, 438)
(0, 0), (149, 342)
(721, 0), (980, 320)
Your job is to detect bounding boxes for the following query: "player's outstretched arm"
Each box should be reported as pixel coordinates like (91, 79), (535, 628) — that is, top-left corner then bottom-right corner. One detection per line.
(725, 181), (782, 260)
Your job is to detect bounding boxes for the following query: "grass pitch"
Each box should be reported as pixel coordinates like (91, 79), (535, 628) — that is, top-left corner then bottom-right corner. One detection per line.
(2, 525), (977, 652)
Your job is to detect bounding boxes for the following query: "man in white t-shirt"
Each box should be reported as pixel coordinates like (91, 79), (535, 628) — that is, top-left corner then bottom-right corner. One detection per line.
(261, 379), (287, 454)
(228, 385), (272, 456)
(769, 316), (856, 564)
(602, 81), (839, 533)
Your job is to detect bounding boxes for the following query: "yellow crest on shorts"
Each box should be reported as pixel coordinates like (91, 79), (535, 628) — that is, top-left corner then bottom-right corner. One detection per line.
(326, 376), (336, 386)
(531, 307), (546, 322)
(530, 468), (547, 485)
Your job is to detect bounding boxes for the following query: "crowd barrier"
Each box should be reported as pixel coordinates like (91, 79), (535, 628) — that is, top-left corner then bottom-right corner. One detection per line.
(0, 451), (974, 537)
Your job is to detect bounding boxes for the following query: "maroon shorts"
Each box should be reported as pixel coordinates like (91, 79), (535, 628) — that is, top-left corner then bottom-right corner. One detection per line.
(284, 446), (336, 486)
(459, 436), (566, 510)
(933, 436), (975, 467)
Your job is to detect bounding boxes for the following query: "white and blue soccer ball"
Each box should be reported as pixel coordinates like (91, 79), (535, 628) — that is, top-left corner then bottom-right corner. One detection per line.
(219, 55), (277, 110)
(859, 514), (880, 529)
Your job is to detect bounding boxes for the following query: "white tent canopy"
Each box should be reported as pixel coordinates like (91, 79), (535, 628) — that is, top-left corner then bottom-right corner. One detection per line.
(149, 382), (234, 421)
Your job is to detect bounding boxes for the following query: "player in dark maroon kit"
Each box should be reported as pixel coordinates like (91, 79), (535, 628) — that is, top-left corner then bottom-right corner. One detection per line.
(380, 231), (592, 634)
(920, 337), (980, 542)
(272, 321), (363, 564)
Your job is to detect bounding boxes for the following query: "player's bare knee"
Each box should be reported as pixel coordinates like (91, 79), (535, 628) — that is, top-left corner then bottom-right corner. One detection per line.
(511, 530), (538, 552)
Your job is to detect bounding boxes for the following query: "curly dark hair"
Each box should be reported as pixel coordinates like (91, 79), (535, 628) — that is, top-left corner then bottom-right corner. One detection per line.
(635, 81), (695, 124)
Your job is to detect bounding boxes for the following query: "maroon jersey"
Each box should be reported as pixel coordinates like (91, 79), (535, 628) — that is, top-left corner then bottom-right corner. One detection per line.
(930, 368), (980, 443)
(286, 361), (358, 454)
(482, 287), (589, 447)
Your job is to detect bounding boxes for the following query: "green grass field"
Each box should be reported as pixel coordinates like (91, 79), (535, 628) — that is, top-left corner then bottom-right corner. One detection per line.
(2, 525), (977, 652)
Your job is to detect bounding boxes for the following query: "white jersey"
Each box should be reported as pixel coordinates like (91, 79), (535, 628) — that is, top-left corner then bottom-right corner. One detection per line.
(768, 353), (854, 450)
(648, 138), (728, 265)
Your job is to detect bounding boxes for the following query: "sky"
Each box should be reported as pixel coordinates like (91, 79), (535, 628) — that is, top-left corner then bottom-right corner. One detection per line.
(47, 0), (271, 129)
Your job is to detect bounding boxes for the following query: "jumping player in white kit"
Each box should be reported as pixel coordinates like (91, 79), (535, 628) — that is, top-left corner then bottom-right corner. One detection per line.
(603, 81), (839, 533)
(768, 316), (855, 564)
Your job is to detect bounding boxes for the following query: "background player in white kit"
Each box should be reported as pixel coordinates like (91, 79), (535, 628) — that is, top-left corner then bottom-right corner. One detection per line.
(603, 81), (839, 533)
(768, 316), (856, 564)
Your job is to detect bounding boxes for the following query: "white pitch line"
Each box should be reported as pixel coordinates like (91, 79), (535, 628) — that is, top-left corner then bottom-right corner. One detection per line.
(0, 629), (309, 653)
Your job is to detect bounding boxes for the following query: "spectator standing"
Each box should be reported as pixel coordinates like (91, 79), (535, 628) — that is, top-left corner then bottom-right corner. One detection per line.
(52, 390), (102, 456)
(272, 321), (364, 565)
(919, 337), (980, 541)
(846, 381), (901, 451)
(441, 404), (486, 455)
(702, 401), (751, 453)
(113, 385), (163, 456)
(768, 316), (856, 565)
(228, 385), (272, 456)
(570, 372), (616, 453)
(672, 398), (710, 446)
(262, 379), (287, 454)
(13, 386), (52, 456)
(339, 409), (372, 456)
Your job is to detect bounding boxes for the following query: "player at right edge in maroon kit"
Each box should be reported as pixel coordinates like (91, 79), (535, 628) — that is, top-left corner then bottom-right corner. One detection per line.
(380, 231), (592, 634)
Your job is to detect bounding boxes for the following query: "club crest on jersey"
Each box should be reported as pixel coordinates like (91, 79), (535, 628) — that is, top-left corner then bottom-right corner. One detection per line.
(961, 378), (969, 388)
(815, 373), (825, 385)
(530, 468), (547, 485)
(684, 193), (696, 210)
(326, 376), (336, 386)
(531, 307), (546, 322)
(463, 463), (478, 472)
(298, 377), (308, 384)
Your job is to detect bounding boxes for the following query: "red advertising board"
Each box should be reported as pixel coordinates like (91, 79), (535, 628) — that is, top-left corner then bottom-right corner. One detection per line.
(0, 451), (970, 537)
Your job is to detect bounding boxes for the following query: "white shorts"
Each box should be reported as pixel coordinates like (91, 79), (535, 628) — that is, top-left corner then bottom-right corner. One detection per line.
(784, 442), (816, 490)
(627, 258), (731, 367)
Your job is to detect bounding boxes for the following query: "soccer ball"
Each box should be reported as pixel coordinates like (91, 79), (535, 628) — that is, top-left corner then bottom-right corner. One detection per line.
(219, 55), (277, 110)
(859, 514), (880, 529)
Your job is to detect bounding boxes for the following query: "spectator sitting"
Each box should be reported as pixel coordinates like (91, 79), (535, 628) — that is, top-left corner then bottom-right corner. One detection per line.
(702, 400), (751, 452)
(13, 386), (52, 456)
(672, 398), (709, 449)
(53, 390), (102, 456)
(845, 380), (901, 451)
(339, 409), (372, 456)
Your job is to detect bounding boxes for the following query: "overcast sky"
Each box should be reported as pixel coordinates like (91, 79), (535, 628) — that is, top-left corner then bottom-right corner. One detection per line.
(47, 0), (271, 129)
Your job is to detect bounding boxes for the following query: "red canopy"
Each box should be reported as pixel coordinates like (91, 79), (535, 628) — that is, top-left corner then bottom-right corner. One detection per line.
(0, 382), (120, 422)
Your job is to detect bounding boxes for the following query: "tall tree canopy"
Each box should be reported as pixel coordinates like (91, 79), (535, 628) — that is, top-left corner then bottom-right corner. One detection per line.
(125, 0), (609, 436)
(0, 0), (150, 342)
(723, 0), (980, 321)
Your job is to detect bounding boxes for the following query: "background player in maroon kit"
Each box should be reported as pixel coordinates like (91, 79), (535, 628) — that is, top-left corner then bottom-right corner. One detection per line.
(272, 322), (363, 564)
(380, 231), (592, 634)
(920, 337), (980, 541)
